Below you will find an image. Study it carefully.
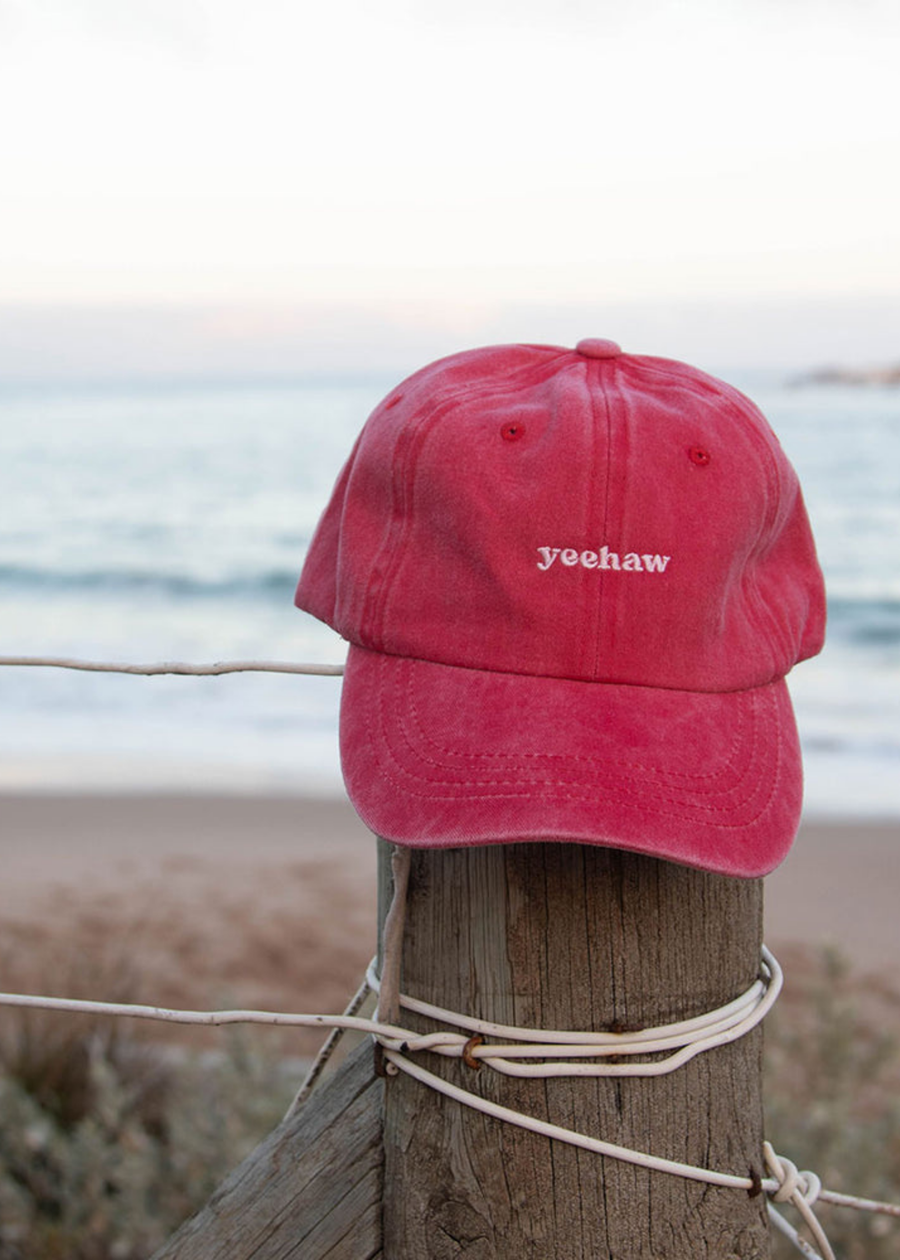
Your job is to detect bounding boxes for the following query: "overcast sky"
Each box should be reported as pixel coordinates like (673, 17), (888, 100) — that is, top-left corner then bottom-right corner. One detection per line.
(1, 0), (898, 377)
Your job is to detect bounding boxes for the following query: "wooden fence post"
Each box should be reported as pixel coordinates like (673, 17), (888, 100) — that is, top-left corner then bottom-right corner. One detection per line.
(379, 838), (772, 1259)
(150, 1041), (384, 1259)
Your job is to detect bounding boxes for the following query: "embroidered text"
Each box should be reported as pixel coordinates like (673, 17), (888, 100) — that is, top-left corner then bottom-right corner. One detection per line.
(536, 546), (671, 573)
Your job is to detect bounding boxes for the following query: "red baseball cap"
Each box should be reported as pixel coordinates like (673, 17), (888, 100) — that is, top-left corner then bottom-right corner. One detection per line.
(295, 340), (826, 877)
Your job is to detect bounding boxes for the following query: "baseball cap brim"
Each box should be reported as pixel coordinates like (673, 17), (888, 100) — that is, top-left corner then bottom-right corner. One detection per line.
(339, 644), (804, 878)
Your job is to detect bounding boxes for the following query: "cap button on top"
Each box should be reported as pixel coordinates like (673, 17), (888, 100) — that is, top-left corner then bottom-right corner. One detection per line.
(575, 338), (621, 359)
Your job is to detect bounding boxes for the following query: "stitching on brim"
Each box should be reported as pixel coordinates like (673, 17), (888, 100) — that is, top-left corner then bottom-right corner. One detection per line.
(360, 659), (784, 829)
(397, 657), (761, 791)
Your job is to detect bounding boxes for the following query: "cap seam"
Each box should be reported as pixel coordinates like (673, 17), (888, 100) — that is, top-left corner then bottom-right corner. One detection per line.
(369, 357), (585, 651)
(594, 358), (629, 679)
(622, 360), (797, 672)
(720, 391), (796, 669)
(590, 359), (613, 680)
(344, 641), (787, 694)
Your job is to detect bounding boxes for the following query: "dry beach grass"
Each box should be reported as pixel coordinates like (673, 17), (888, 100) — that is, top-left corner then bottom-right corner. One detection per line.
(1, 795), (897, 1009)
(0, 794), (378, 1052)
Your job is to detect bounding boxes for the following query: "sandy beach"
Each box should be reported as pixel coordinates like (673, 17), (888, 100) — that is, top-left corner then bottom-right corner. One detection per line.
(0, 793), (897, 1049)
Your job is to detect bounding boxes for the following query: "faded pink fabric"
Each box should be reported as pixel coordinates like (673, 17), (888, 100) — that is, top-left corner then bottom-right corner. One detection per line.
(295, 341), (826, 877)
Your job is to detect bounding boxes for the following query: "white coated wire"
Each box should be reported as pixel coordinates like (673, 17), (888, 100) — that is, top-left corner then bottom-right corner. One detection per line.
(0, 656), (344, 676)
(1, 955), (897, 1255)
(0, 988), (409, 1040)
(364, 950), (783, 1077)
(0, 958), (781, 1086)
(382, 1047), (840, 1260)
(365, 807), (886, 1255)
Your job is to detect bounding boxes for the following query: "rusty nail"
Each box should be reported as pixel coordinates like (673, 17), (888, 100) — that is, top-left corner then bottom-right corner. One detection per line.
(462, 1034), (484, 1070)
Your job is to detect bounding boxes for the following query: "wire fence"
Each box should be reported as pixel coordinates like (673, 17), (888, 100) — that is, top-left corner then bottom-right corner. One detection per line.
(0, 655), (344, 676)
(0, 650), (897, 1260)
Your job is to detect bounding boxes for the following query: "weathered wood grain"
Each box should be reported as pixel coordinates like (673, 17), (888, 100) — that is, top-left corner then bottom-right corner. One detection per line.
(151, 1039), (384, 1259)
(380, 840), (772, 1259)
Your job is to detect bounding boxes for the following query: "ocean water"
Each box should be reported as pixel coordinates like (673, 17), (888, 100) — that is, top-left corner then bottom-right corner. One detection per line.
(0, 371), (897, 818)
